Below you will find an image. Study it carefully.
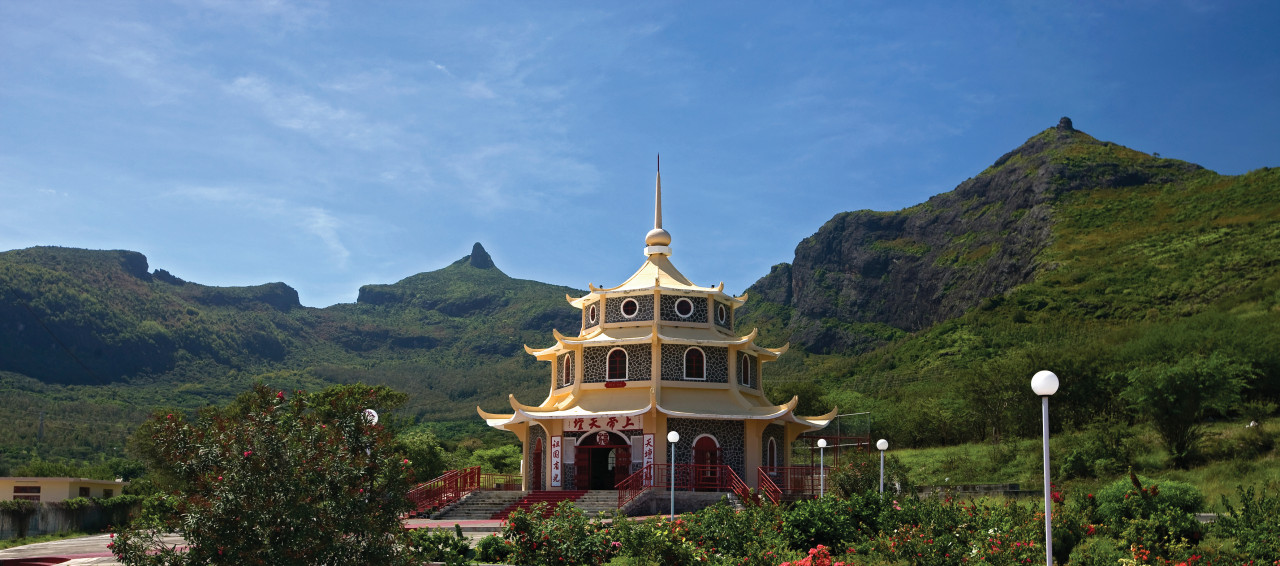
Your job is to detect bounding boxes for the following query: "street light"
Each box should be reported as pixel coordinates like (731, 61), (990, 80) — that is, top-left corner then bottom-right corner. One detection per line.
(816, 439), (827, 497)
(1031, 370), (1059, 566)
(667, 430), (680, 520)
(876, 438), (889, 493)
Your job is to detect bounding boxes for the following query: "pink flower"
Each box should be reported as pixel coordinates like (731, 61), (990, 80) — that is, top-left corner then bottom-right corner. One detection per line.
(243, 450), (252, 457)
(403, 459), (410, 464)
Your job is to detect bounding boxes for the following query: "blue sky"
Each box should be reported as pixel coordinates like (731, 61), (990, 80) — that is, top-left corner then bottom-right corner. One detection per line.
(2, 1), (1277, 307)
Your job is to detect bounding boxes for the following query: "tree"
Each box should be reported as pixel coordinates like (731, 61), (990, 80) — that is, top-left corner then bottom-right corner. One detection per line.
(112, 384), (417, 565)
(1121, 352), (1255, 468)
(395, 427), (448, 481)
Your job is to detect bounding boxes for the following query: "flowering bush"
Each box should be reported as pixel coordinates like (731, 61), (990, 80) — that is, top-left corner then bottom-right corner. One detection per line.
(406, 524), (475, 566)
(678, 500), (791, 566)
(609, 514), (706, 565)
(110, 384), (416, 565)
(502, 501), (617, 566)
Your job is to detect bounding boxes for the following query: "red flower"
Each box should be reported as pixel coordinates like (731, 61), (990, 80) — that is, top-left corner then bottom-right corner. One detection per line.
(277, 391), (284, 399)
(244, 450), (252, 457)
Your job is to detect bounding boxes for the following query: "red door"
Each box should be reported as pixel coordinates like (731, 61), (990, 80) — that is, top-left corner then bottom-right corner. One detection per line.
(693, 436), (720, 490)
(575, 446), (591, 490)
(613, 445), (631, 487)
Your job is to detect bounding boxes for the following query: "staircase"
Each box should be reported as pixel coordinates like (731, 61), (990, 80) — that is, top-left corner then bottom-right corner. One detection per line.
(492, 490), (587, 520)
(433, 490), (526, 520)
(573, 490), (622, 516)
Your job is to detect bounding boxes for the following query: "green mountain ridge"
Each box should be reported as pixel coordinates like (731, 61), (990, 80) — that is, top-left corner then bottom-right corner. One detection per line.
(2, 119), (1277, 470)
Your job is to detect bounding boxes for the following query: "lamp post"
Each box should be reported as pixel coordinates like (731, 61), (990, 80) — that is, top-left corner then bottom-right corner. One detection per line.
(1031, 370), (1059, 566)
(876, 438), (889, 494)
(816, 439), (827, 497)
(667, 430), (680, 520)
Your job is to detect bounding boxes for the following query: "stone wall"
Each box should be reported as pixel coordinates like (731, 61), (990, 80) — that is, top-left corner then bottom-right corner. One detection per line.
(660, 345), (728, 382)
(583, 344), (652, 383)
(529, 423), (548, 491)
(605, 295), (654, 324)
(667, 418), (746, 479)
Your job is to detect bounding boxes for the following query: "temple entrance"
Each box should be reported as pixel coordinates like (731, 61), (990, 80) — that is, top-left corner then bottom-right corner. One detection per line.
(693, 435), (721, 490)
(574, 431), (631, 490)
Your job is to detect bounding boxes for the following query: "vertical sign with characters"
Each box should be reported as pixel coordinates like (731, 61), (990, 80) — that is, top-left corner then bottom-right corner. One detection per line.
(642, 433), (655, 484)
(550, 436), (562, 487)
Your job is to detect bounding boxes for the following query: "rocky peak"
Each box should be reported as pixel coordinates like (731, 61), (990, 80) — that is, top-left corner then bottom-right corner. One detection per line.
(468, 242), (495, 269)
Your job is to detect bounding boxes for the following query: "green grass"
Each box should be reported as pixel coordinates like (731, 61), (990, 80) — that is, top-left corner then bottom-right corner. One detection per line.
(861, 420), (1280, 513)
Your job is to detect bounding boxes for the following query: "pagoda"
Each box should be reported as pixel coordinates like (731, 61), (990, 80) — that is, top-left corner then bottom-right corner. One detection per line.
(478, 167), (834, 493)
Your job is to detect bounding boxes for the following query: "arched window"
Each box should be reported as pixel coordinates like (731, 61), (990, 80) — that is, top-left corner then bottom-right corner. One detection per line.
(607, 348), (627, 380)
(561, 353), (574, 387)
(766, 438), (778, 468)
(739, 353), (753, 387)
(684, 347), (705, 379)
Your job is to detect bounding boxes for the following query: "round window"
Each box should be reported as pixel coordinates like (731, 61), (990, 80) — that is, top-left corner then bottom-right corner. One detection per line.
(674, 298), (693, 318)
(621, 298), (639, 318)
(587, 304), (598, 324)
(716, 304), (727, 324)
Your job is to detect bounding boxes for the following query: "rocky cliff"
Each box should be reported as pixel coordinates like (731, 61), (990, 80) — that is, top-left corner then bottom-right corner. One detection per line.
(742, 119), (1203, 353)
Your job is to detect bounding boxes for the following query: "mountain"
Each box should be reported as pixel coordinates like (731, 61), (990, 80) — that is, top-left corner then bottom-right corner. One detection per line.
(743, 118), (1279, 447)
(2, 120), (1277, 468)
(742, 118), (1209, 354)
(0, 242), (581, 469)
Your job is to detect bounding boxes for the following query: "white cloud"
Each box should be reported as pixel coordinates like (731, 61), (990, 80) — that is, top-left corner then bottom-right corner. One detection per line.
(173, 186), (350, 268)
(225, 75), (395, 150)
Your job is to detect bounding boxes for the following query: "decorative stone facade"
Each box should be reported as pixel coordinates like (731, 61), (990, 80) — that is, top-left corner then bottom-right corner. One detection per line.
(660, 344), (728, 382)
(583, 344), (652, 383)
(762, 424), (785, 467)
(659, 295), (707, 323)
(555, 353), (575, 389)
(667, 418), (746, 479)
(529, 424), (548, 491)
(713, 300), (733, 331)
(582, 301), (600, 331)
(605, 295), (654, 324)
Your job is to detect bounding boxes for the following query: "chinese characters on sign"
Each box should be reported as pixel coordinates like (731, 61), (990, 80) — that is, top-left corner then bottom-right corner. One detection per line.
(563, 415), (643, 432)
(550, 436), (562, 487)
(642, 433), (655, 483)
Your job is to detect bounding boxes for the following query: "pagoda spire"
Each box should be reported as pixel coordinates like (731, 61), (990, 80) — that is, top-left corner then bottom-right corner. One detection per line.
(644, 155), (673, 255)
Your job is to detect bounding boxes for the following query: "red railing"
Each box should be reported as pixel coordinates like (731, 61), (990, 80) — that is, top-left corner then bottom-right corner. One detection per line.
(406, 466), (521, 516)
(759, 466), (830, 500)
(757, 468), (782, 505)
(616, 464), (750, 509)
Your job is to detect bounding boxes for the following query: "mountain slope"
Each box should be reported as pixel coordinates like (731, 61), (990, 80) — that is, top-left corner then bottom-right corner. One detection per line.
(742, 118), (1218, 353)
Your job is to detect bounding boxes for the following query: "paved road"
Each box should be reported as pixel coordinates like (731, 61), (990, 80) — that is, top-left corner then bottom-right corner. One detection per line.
(0, 522), (504, 566)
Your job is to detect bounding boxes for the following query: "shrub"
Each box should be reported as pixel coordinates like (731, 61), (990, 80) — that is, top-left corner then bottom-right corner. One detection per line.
(474, 533), (511, 564)
(406, 525), (475, 566)
(783, 493), (881, 551)
(502, 501), (616, 566)
(678, 500), (790, 566)
(1066, 535), (1127, 566)
(828, 449), (911, 497)
(1213, 485), (1280, 562)
(609, 514), (704, 565)
(1091, 472), (1204, 558)
(110, 384), (416, 566)
(1121, 352), (1255, 468)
